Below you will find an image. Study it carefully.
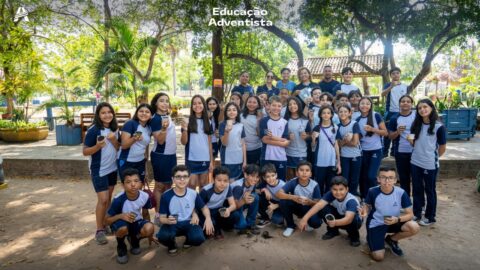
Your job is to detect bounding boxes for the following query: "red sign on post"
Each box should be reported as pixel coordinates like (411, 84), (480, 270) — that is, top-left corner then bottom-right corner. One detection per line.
(213, 79), (223, 88)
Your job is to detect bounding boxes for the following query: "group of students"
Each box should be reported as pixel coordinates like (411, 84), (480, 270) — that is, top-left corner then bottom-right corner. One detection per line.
(82, 65), (447, 264)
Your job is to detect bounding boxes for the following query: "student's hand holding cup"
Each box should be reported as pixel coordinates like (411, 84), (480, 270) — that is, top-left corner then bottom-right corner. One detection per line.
(96, 135), (106, 148)
(181, 117), (189, 130)
(168, 215), (178, 225)
(244, 192), (254, 204)
(308, 110), (314, 121)
(397, 125), (406, 133)
(106, 132), (116, 142)
(311, 131), (319, 142)
(289, 131), (295, 141)
(226, 119), (233, 132)
(357, 203), (368, 218)
(407, 133), (415, 145)
(364, 124), (373, 132)
(383, 216), (398, 225)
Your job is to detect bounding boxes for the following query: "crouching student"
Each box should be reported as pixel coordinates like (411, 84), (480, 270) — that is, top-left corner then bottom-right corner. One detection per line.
(231, 164), (261, 235)
(299, 176), (362, 247)
(156, 165), (214, 255)
(358, 166), (420, 261)
(277, 161), (322, 237)
(105, 168), (155, 264)
(199, 166), (237, 240)
(257, 163), (286, 228)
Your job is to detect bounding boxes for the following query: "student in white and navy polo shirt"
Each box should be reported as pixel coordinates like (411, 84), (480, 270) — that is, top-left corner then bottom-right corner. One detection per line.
(257, 163), (286, 227)
(241, 96), (263, 165)
(332, 67), (361, 96)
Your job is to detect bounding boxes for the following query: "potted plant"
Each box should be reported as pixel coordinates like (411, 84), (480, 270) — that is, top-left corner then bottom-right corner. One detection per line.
(0, 120), (49, 142)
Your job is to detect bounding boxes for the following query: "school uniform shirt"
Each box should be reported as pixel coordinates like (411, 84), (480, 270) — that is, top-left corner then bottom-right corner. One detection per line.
(185, 118), (212, 162)
(280, 106), (287, 118)
(281, 177), (321, 200)
(410, 122), (447, 170)
(336, 120), (362, 158)
(384, 82), (408, 113)
(200, 183), (233, 209)
(160, 188), (205, 222)
(356, 113), (384, 151)
(256, 84), (279, 97)
(85, 126), (119, 177)
(352, 110), (361, 121)
(319, 79), (340, 96)
(150, 113), (176, 155)
(322, 191), (359, 216)
(259, 117), (289, 161)
(219, 121), (246, 165)
(232, 84), (254, 96)
(265, 180), (286, 203)
(309, 103), (340, 127)
(365, 186), (412, 228)
(332, 83), (360, 96)
(231, 178), (256, 200)
(388, 112), (416, 154)
(286, 117), (310, 158)
(108, 190), (152, 222)
(313, 124), (338, 167)
(118, 120), (151, 162)
(241, 114), (262, 151)
(276, 80), (296, 93)
(293, 82), (319, 104)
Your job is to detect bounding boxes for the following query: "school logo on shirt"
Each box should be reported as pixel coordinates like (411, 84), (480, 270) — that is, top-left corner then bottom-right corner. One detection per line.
(185, 203), (191, 209)
(202, 162), (206, 167)
(393, 202), (398, 207)
(372, 153), (377, 158)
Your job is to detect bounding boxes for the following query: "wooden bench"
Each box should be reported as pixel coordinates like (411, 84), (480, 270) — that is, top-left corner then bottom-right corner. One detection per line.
(80, 112), (132, 141)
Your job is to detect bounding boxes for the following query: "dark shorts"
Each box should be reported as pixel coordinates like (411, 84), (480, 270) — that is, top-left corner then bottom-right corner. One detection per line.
(91, 171), (117, 193)
(222, 163), (243, 180)
(212, 142), (219, 158)
(118, 159), (146, 182)
(367, 222), (406, 252)
(151, 152), (177, 183)
(186, 160), (210, 175)
(111, 219), (150, 235)
(286, 156), (307, 168)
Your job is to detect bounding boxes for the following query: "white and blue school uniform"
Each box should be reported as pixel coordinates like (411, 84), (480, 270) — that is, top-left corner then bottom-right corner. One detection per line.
(85, 125), (119, 192)
(365, 186), (412, 252)
(336, 120), (362, 196)
(259, 116), (289, 181)
(210, 117), (220, 158)
(281, 106), (287, 118)
(356, 113), (384, 198)
(279, 178), (322, 229)
(388, 112), (416, 196)
(293, 82), (319, 107)
(383, 82), (408, 156)
(219, 121), (246, 180)
(309, 103), (340, 129)
(352, 110), (361, 121)
(199, 184), (234, 230)
(312, 124), (338, 195)
(410, 122), (446, 222)
(157, 188), (206, 249)
(108, 190), (152, 233)
(258, 180), (286, 225)
(231, 178), (259, 229)
(185, 118), (212, 175)
(241, 113), (262, 165)
(117, 119), (151, 182)
(332, 83), (361, 96)
(276, 80), (296, 93)
(321, 191), (362, 240)
(150, 113), (177, 183)
(286, 117), (310, 168)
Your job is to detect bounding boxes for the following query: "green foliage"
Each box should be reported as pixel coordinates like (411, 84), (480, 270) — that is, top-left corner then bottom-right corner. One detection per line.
(0, 120), (47, 131)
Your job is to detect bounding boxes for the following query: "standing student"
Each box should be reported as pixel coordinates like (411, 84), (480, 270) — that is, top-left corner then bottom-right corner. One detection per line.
(318, 65), (340, 96)
(150, 93), (177, 223)
(117, 103), (153, 183)
(241, 96), (263, 165)
(387, 95), (416, 196)
(259, 96), (290, 181)
(257, 163), (286, 228)
(219, 102), (247, 180)
(409, 99), (446, 226)
(348, 90), (363, 120)
(257, 71), (279, 97)
(279, 88), (290, 117)
(206, 97), (221, 159)
(230, 92), (244, 110)
(284, 97), (310, 180)
(258, 92), (269, 116)
(83, 102), (120, 245)
(312, 105), (341, 195)
(231, 71), (254, 103)
(337, 104), (362, 196)
(276, 67), (296, 93)
(332, 67), (361, 96)
(181, 95), (214, 189)
(293, 67), (319, 107)
(231, 164), (261, 234)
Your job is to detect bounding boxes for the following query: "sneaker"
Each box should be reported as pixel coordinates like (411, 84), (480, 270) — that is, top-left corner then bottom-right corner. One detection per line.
(95, 230), (108, 245)
(116, 244), (129, 264)
(283, 227), (295, 237)
(257, 219), (271, 228)
(214, 231), (224, 240)
(385, 235), (404, 256)
(413, 216), (420, 222)
(304, 225), (314, 232)
(130, 247), (141, 255)
(127, 235), (140, 255)
(168, 245), (178, 255)
(104, 226), (113, 235)
(418, 218), (435, 226)
(321, 231), (339, 240)
(183, 244), (192, 249)
(248, 226), (261, 235)
(350, 239), (361, 247)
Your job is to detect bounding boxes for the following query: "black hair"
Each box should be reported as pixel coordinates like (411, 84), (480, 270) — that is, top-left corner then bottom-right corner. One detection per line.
(318, 105), (336, 133)
(296, 161), (312, 172)
(242, 95), (262, 118)
(310, 87), (322, 97)
(223, 102), (241, 123)
(359, 97), (375, 136)
(265, 70), (274, 77)
(389, 67), (402, 75)
(93, 102), (118, 131)
(280, 67), (291, 74)
(239, 71), (249, 77)
(335, 93), (348, 101)
(261, 163), (277, 176)
(411, 99), (439, 139)
(121, 167), (140, 183)
(284, 97), (306, 120)
(133, 103), (154, 123)
(188, 95), (212, 134)
(330, 176), (348, 188)
(230, 92), (244, 109)
(341, 67), (354, 75)
(206, 96), (220, 128)
(213, 166), (230, 178)
(337, 104), (352, 114)
(150, 92), (170, 114)
(172, 165), (190, 177)
(398, 94), (414, 105)
(319, 92), (334, 102)
(347, 90), (363, 99)
(244, 164), (260, 175)
(378, 165), (397, 174)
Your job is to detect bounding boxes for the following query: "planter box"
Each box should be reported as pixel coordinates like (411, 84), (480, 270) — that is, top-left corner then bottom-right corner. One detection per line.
(55, 124), (82, 145)
(0, 127), (49, 142)
(440, 108), (478, 140)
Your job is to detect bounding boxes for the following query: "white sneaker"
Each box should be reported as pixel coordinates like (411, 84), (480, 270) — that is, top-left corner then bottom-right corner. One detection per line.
(305, 225), (314, 232)
(283, 228), (295, 237)
(418, 218), (435, 226)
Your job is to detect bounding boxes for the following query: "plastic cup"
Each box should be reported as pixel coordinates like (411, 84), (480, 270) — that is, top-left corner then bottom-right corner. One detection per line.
(325, 214), (335, 222)
(161, 115), (169, 126)
(407, 134), (415, 140)
(134, 131), (142, 137)
(97, 135), (105, 141)
(171, 214), (179, 221)
(219, 207), (227, 217)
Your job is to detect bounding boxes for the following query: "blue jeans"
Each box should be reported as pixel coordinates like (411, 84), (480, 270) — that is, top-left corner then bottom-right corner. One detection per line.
(156, 220), (205, 249)
(395, 152), (412, 196)
(279, 199), (322, 229)
(319, 205), (362, 241)
(340, 156), (362, 196)
(232, 193), (259, 230)
(315, 166), (336, 196)
(383, 111), (398, 157)
(411, 164), (438, 221)
(360, 149), (382, 198)
(258, 193), (284, 225)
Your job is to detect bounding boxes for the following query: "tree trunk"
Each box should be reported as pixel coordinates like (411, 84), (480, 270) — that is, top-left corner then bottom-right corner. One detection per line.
(171, 48), (177, 96)
(212, 27), (224, 101)
(362, 77), (370, 95)
(104, 0), (111, 102)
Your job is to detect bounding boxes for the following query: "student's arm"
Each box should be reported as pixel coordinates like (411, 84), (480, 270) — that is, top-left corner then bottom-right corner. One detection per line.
(387, 116), (402, 140)
(105, 212), (135, 225)
(83, 141), (105, 156)
(200, 206), (214, 235)
(334, 211), (356, 226)
(334, 141), (341, 174)
(301, 199), (328, 224)
(83, 128), (105, 156)
(225, 196), (236, 216)
(180, 121), (188, 145)
(276, 188), (300, 203)
(437, 126), (447, 157)
(151, 116), (168, 145)
(220, 122), (230, 146)
(121, 131), (141, 149)
(381, 82), (396, 97)
(153, 127), (168, 145)
(368, 114), (388, 137)
(242, 138), (247, 168)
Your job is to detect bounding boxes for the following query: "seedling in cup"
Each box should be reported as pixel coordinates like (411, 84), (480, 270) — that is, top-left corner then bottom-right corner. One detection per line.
(325, 214), (335, 222)
(97, 135), (105, 142)
(134, 131), (142, 138)
(161, 115), (170, 126)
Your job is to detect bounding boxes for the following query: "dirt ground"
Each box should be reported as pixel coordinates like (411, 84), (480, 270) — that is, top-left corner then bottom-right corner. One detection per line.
(1, 177), (479, 270)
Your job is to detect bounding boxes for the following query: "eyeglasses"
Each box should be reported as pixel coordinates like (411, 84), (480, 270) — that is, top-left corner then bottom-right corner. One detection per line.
(173, 175), (189, 180)
(378, 176), (396, 182)
(266, 75), (274, 79)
